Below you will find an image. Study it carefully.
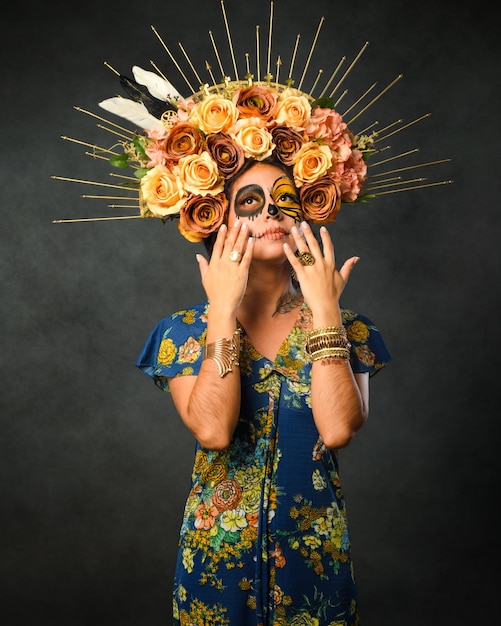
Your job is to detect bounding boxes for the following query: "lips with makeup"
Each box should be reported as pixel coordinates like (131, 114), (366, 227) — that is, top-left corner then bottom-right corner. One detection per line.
(253, 226), (290, 240)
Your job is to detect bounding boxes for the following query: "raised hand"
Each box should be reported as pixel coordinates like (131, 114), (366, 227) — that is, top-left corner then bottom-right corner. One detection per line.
(196, 220), (254, 314)
(284, 221), (359, 316)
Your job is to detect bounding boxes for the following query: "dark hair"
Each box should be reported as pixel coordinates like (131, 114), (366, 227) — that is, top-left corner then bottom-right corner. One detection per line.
(202, 156), (295, 257)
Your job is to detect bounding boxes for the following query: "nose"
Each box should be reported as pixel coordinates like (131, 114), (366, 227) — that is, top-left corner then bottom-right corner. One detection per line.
(266, 203), (279, 217)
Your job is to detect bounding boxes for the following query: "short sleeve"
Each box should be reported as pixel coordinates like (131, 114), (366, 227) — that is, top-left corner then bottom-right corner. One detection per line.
(135, 302), (209, 392)
(342, 309), (392, 377)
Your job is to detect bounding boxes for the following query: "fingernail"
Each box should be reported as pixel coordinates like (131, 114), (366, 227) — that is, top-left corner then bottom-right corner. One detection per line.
(220, 223), (227, 231)
(291, 225), (298, 234)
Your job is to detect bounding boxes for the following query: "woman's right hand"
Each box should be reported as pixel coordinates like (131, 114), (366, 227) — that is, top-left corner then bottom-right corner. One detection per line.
(196, 220), (254, 314)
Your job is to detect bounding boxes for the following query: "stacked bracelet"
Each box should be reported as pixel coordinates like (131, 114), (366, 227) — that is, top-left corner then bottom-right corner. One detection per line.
(305, 325), (351, 362)
(204, 329), (241, 377)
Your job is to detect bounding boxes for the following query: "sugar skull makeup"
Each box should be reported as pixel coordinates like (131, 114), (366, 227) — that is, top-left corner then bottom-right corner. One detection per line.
(233, 175), (303, 221)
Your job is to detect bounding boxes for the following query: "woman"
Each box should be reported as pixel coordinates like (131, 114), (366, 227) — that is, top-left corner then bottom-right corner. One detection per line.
(136, 158), (391, 625)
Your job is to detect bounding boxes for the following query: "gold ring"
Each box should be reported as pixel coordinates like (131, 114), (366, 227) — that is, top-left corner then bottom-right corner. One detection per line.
(298, 251), (315, 266)
(229, 250), (242, 262)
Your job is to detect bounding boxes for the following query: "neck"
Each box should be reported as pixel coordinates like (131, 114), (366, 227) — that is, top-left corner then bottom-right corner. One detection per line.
(241, 261), (302, 318)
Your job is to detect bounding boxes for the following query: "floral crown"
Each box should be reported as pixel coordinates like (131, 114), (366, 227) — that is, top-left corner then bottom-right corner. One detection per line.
(54, 1), (451, 242)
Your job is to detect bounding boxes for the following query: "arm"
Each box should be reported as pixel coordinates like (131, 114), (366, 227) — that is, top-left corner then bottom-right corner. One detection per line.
(169, 221), (253, 451)
(285, 222), (369, 449)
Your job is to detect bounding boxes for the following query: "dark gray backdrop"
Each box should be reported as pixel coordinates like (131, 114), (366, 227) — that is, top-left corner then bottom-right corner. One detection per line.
(2, 0), (499, 624)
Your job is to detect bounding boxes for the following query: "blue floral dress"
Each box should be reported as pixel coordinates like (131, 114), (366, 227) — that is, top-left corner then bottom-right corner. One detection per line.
(136, 301), (391, 626)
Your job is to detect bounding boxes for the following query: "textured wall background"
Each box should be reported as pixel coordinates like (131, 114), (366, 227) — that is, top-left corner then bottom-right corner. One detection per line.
(1, 0), (498, 624)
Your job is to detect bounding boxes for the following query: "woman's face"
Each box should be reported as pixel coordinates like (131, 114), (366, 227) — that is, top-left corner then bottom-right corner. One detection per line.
(227, 162), (303, 255)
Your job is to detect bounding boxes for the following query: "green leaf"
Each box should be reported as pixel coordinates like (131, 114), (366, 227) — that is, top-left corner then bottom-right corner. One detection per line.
(109, 153), (129, 169)
(311, 97), (335, 110)
(133, 135), (148, 160)
(134, 167), (149, 180)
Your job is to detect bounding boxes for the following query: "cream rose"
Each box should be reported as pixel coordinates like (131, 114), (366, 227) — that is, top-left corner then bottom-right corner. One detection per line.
(178, 152), (224, 196)
(189, 94), (239, 134)
(140, 164), (186, 217)
(231, 117), (275, 160)
(275, 88), (312, 129)
(292, 142), (332, 187)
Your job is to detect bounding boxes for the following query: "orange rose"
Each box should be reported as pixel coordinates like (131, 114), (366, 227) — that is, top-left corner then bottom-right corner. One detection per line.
(140, 164), (186, 217)
(232, 117), (274, 160)
(233, 85), (279, 120)
(271, 124), (306, 165)
(299, 174), (341, 224)
(178, 192), (228, 242)
(190, 94), (239, 134)
(164, 122), (204, 161)
(178, 152), (224, 196)
(292, 142), (332, 187)
(206, 132), (245, 176)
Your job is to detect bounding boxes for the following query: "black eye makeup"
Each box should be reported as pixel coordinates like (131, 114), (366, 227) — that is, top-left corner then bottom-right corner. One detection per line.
(234, 184), (266, 219)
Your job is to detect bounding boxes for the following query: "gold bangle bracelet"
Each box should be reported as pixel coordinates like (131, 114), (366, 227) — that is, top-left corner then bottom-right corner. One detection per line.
(308, 325), (347, 341)
(204, 329), (241, 377)
(308, 346), (350, 362)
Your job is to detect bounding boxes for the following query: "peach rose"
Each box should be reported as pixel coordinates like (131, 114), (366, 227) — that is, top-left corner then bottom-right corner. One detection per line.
(232, 117), (275, 160)
(275, 88), (312, 129)
(292, 142), (332, 187)
(178, 192), (228, 242)
(164, 122), (204, 161)
(206, 132), (245, 176)
(189, 94), (239, 134)
(178, 152), (224, 196)
(300, 174), (341, 224)
(233, 85), (279, 120)
(271, 124), (305, 165)
(140, 164), (186, 217)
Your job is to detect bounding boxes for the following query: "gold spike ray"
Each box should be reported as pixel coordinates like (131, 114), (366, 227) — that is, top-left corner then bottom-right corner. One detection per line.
(346, 73), (403, 125)
(220, 0), (239, 80)
(297, 16), (325, 91)
(328, 41), (369, 98)
(374, 113), (430, 143)
(151, 25), (196, 93)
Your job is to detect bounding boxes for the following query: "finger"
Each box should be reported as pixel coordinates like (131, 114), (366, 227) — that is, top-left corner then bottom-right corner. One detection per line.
(224, 219), (245, 252)
(338, 256), (360, 284)
(299, 221), (323, 257)
(319, 226), (334, 265)
(211, 223), (229, 259)
(196, 253), (209, 280)
(240, 235), (255, 265)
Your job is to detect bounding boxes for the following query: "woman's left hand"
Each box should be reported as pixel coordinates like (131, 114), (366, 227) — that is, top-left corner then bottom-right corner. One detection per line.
(284, 221), (359, 314)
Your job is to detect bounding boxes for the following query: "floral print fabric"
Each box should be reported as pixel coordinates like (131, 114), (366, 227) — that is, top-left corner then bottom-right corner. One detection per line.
(136, 301), (391, 625)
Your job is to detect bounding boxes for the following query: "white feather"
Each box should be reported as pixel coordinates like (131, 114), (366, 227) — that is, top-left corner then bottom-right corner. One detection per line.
(132, 65), (182, 101)
(98, 97), (165, 131)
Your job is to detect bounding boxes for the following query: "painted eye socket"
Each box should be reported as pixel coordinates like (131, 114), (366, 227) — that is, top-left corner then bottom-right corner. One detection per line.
(271, 176), (303, 221)
(234, 184), (266, 218)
